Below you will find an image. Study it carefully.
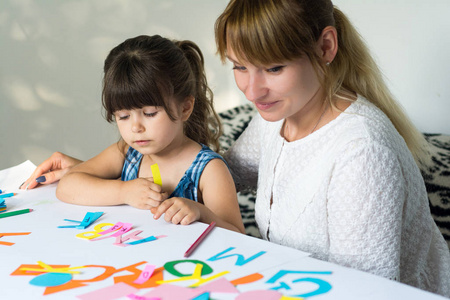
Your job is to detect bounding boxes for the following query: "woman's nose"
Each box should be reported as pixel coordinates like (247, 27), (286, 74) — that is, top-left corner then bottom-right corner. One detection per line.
(244, 73), (268, 102)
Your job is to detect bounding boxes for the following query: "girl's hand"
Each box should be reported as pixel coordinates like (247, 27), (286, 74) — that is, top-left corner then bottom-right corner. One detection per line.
(121, 178), (168, 210)
(151, 197), (201, 225)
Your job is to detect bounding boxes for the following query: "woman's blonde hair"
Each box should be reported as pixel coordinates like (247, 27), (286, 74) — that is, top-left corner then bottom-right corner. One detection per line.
(215, 0), (429, 166)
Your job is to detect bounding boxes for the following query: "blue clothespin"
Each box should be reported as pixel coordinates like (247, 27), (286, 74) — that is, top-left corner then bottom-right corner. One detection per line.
(58, 212), (103, 229)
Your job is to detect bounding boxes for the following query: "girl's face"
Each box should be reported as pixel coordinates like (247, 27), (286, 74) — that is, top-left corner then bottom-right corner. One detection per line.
(227, 48), (323, 123)
(114, 104), (184, 156)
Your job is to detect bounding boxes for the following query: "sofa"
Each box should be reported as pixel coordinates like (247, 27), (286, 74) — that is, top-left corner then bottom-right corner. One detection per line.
(218, 103), (450, 249)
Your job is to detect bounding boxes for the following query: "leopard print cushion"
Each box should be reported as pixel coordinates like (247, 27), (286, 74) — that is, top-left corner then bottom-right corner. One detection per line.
(218, 104), (257, 152)
(422, 134), (450, 248)
(219, 104), (450, 246)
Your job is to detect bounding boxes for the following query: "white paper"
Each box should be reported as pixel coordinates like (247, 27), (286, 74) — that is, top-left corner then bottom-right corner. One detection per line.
(0, 160), (36, 192)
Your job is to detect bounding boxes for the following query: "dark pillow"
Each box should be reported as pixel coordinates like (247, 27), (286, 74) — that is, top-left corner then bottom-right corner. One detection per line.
(422, 134), (450, 249)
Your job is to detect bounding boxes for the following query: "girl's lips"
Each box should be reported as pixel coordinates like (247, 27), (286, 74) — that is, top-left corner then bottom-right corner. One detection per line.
(254, 101), (279, 111)
(135, 140), (150, 146)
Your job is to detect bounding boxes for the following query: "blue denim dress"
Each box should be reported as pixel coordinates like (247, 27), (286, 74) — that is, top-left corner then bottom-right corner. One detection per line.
(120, 144), (225, 202)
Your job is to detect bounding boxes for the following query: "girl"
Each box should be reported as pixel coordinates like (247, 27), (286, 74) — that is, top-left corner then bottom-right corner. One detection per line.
(215, 0), (449, 296)
(56, 35), (245, 234)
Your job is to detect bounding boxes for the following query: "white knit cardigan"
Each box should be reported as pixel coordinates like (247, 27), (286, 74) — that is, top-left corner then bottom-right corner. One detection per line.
(225, 96), (450, 297)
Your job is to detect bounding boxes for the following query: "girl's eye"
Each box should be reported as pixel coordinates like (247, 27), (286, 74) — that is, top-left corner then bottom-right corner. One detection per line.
(267, 66), (285, 73)
(114, 110), (130, 120)
(144, 112), (157, 117)
(232, 65), (246, 71)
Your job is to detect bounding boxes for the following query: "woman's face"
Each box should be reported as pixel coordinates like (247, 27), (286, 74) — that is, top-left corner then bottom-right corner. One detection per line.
(227, 47), (323, 123)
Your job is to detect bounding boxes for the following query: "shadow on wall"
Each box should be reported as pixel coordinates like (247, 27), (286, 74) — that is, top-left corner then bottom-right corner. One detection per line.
(0, 0), (242, 169)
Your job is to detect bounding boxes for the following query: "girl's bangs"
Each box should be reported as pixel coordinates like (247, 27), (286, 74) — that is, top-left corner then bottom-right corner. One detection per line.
(105, 80), (163, 113)
(103, 61), (169, 121)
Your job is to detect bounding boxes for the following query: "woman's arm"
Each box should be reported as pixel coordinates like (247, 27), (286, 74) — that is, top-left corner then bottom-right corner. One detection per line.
(327, 140), (406, 280)
(224, 114), (263, 191)
(20, 152), (83, 190)
(56, 142), (166, 209)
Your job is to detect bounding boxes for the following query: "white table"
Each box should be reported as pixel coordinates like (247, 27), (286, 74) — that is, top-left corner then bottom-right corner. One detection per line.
(0, 161), (445, 299)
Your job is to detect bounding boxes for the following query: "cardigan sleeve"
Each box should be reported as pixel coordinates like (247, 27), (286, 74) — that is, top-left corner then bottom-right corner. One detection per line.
(327, 138), (406, 281)
(224, 114), (263, 192)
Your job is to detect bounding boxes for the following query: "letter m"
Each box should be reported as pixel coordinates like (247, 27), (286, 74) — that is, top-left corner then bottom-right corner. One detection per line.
(207, 247), (266, 266)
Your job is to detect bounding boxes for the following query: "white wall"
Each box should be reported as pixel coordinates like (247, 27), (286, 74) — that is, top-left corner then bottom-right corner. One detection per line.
(1, 0), (449, 170)
(333, 0), (450, 134)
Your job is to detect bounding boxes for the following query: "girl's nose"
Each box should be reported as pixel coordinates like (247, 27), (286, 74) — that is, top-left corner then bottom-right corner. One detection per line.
(131, 118), (144, 133)
(245, 73), (268, 102)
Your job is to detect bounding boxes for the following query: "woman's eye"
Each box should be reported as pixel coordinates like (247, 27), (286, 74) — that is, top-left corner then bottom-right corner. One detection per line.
(267, 66), (285, 73)
(232, 65), (246, 71)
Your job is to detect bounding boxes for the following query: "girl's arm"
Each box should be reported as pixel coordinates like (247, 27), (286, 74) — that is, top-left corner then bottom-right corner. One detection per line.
(152, 158), (246, 233)
(56, 142), (166, 209)
(197, 158), (245, 233)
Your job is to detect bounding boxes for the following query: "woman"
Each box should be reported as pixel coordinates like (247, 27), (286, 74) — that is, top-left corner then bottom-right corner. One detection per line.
(214, 0), (449, 296)
(22, 0), (449, 296)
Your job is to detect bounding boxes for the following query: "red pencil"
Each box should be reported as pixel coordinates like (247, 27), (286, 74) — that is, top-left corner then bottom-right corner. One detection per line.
(184, 221), (216, 257)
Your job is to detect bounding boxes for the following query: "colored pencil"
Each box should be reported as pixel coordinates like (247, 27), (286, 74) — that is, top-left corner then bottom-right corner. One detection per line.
(0, 192), (16, 199)
(184, 221), (216, 257)
(0, 208), (33, 219)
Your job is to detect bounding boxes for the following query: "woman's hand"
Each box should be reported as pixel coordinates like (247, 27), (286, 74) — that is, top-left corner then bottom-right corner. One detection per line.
(121, 178), (168, 210)
(20, 152), (83, 190)
(151, 197), (201, 225)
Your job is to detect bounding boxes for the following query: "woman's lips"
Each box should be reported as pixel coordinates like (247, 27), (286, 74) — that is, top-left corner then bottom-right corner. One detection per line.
(254, 100), (279, 111)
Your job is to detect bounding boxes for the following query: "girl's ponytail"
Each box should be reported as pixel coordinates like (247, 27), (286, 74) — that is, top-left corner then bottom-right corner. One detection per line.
(176, 41), (222, 152)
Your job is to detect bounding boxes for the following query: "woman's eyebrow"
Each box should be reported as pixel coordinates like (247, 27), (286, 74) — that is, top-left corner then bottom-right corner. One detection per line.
(226, 56), (240, 64)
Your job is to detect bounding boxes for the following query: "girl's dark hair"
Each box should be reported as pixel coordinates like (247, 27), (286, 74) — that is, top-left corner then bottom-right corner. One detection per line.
(102, 35), (222, 151)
